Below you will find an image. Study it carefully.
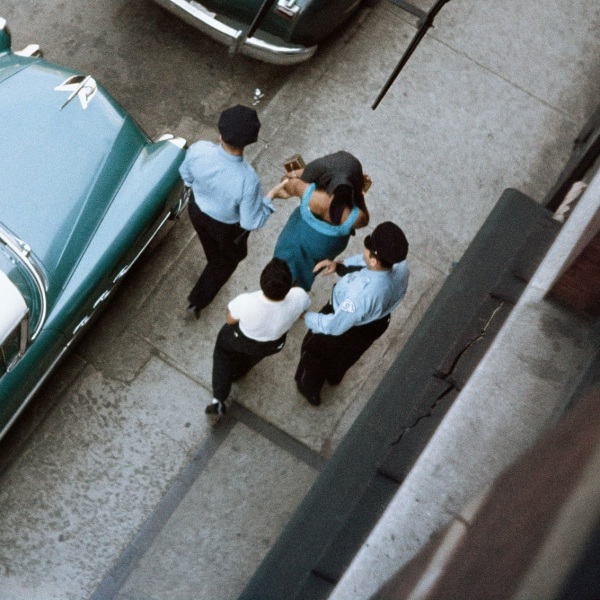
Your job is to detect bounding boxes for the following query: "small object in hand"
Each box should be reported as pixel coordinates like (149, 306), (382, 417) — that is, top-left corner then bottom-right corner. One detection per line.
(284, 153), (306, 174)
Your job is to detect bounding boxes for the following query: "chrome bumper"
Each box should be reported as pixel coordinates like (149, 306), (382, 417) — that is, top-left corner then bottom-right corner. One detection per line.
(152, 0), (317, 65)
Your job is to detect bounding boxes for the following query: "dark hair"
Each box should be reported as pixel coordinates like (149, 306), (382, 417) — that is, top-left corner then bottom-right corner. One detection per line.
(329, 184), (354, 224)
(260, 258), (293, 301)
(372, 253), (393, 270)
(301, 151), (367, 225)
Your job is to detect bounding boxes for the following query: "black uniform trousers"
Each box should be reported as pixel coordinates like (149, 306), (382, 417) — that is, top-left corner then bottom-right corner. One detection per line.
(213, 323), (287, 401)
(188, 200), (249, 310)
(295, 302), (391, 395)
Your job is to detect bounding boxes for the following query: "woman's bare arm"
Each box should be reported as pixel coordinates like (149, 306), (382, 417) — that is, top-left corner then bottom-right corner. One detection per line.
(282, 177), (310, 198)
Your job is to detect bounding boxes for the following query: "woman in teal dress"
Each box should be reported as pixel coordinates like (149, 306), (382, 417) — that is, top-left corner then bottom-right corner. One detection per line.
(273, 151), (370, 291)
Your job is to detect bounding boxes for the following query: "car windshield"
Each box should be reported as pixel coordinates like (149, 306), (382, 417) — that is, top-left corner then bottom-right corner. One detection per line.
(0, 233), (44, 336)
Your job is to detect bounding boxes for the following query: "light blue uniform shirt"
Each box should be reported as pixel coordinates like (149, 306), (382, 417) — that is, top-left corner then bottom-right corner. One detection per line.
(304, 254), (409, 336)
(179, 141), (274, 230)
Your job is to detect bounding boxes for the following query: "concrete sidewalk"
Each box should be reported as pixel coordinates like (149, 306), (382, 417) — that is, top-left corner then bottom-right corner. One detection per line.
(93, 1), (600, 598)
(329, 168), (600, 600)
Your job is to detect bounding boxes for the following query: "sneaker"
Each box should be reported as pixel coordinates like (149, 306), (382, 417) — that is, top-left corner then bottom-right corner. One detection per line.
(186, 304), (201, 319)
(205, 400), (227, 415)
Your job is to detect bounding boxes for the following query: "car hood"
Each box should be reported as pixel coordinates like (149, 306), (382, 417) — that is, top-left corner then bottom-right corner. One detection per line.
(0, 55), (147, 295)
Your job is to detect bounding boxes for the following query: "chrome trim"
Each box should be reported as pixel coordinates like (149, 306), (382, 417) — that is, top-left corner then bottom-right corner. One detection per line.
(70, 203), (175, 342)
(171, 186), (191, 219)
(0, 226), (47, 340)
(113, 265), (129, 284)
(113, 210), (173, 284)
(155, 133), (187, 149)
(55, 75), (98, 110)
(151, 0), (317, 65)
(93, 289), (111, 309)
(14, 44), (43, 58)
(72, 315), (90, 336)
(5, 231), (48, 290)
(276, 0), (300, 19)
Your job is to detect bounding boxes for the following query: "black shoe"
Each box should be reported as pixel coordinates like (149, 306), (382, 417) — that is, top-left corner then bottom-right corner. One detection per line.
(296, 381), (321, 406)
(205, 401), (227, 415)
(187, 304), (201, 319)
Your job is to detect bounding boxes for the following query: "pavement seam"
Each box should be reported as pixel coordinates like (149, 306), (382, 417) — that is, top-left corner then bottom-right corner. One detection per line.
(377, 0), (579, 120)
(89, 416), (236, 600)
(431, 35), (579, 118)
(229, 402), (327, 471)
(89, 403), (324, 600)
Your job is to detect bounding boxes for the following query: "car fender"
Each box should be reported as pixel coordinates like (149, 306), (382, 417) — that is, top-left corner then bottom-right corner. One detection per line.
(0, 328), (66, 436)
(46, 139), (185, 337)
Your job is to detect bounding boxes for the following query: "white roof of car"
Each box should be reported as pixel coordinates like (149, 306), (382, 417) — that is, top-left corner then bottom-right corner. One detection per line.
(0, 270), (28, 342)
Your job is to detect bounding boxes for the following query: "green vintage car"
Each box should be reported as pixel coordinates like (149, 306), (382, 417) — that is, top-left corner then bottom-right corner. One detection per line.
(0, 19), (187, 439)
(150, 0), (366, 65)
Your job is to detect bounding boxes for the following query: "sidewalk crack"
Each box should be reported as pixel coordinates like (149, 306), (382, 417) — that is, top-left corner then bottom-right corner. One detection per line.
(439, 300), (505, 380)
(392, 300), (505, 446)
(391, 381), (455, 445)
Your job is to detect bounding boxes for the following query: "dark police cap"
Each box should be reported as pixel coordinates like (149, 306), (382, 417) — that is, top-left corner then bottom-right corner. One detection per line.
(218, 105), (261, 147)
(365, 222), (409, 265)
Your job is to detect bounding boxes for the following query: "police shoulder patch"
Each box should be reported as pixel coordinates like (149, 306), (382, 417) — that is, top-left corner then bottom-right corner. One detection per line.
(340, 298), (356, 313)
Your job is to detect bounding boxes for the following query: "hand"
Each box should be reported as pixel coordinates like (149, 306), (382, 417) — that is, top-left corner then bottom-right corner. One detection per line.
(225, 310), (239, 325)
(362, 174), (372, 193)
(313, 259), (337, 276)
(286, 167), (304, 179)
(268, 179), (291, 199)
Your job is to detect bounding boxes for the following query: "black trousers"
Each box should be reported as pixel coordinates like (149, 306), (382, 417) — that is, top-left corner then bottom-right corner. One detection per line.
(295, 303), (391, 396)
(188, 200), (249, 309)
(212, 323), (287, 401)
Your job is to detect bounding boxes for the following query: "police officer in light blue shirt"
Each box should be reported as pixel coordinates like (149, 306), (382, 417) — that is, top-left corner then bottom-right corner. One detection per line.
(180, 105), (287, 318)
(296, 221), (409, 406)
(181, 141), (274, 230)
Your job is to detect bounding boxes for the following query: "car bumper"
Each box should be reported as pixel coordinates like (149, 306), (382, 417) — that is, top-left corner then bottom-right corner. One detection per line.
(152, 0), (317, 65)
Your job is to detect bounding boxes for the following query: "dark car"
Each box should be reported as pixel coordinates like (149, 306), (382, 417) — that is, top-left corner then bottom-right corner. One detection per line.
(0, 18), (188, 439)
(150, 0), (367, 64)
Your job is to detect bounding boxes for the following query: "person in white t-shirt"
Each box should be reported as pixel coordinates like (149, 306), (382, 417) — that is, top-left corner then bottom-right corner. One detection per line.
(206, 258), (310, 415)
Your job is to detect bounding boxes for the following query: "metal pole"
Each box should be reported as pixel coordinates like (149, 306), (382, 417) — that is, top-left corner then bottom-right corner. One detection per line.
(230, 0), (278, 55)
(247, 0), (279, 39)
(372, 0), (452, 110)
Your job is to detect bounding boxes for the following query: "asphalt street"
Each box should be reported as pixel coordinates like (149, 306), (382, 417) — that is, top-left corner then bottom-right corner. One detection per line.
(0, 2), (372, 598)
(1, 0), (599, 599)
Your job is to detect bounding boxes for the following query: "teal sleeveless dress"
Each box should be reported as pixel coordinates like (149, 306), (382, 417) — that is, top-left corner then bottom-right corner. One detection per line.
(274, 183), (360, 291)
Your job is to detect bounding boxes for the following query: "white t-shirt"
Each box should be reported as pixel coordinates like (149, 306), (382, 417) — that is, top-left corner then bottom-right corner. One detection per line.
(228, 288), (311, 342)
